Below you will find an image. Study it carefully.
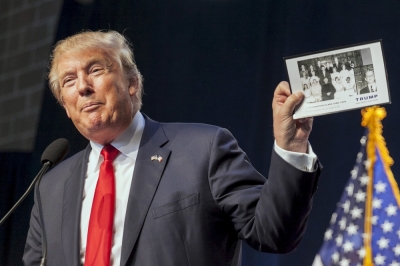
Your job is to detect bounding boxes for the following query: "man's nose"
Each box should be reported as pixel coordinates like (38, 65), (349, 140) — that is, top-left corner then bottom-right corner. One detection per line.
(77, 75), (94, 96)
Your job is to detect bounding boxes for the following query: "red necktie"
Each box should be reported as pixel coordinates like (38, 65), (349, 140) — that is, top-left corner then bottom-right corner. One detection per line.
(85, 144), (120, 266)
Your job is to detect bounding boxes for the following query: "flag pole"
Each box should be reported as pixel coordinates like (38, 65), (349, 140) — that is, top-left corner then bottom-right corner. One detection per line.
(361, 106), (393, 266)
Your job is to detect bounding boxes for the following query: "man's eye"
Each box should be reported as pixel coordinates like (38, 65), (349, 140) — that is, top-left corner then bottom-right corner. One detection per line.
(92, 67), (103, 73)
(63, 78), (74, 87)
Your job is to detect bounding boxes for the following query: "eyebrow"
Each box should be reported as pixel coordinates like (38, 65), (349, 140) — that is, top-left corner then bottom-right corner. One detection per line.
(58, 56), (112, 83)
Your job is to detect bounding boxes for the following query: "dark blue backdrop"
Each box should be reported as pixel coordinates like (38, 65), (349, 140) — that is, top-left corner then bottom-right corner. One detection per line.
(1, 0), (400, 265)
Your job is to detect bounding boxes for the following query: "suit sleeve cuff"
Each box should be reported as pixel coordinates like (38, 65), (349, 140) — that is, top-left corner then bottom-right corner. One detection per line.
(273, 140), (317, 172)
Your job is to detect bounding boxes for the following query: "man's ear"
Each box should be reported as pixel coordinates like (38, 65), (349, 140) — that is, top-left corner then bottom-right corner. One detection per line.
(128, 81), (138, 97)
(129, 86), (136, 96)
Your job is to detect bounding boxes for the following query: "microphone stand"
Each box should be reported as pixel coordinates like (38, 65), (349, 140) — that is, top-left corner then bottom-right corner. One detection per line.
(0, 162), (50, 226)
(0, 138), (69, 266)
(0, 162), (51, 266)
(35, 161), (51, 266)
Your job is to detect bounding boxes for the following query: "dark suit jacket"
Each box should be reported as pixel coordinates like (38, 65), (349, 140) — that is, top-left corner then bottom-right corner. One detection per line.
(325, 66), (333, 74)
(360, 86), (370, 94)
(321, 83), (336, 101)
(318, 70), (331, 84)
(332, 62), (340, 70)
(23, 116), (321, 266)
(345, 61), (355, 71)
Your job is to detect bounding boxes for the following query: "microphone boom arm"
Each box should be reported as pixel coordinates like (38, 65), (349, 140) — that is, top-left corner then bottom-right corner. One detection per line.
(0, 162), (51, 226)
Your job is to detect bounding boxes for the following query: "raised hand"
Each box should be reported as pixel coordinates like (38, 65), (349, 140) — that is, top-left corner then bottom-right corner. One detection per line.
(272, 81), (313, 153)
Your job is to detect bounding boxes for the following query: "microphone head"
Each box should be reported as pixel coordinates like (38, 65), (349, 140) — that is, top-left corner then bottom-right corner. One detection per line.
(41, 138), (70, 167)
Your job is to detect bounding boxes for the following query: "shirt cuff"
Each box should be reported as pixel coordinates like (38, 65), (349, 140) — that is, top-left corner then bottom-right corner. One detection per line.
(274, 140), (317, 172)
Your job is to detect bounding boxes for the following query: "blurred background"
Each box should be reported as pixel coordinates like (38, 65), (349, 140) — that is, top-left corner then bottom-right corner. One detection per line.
(0, 0), (399, 265)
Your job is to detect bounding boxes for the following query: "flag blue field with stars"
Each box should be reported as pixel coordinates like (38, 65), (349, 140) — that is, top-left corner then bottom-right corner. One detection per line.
(313, 107), (400, 266)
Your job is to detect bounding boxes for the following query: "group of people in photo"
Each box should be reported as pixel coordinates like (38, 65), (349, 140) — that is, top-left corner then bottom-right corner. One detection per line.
(298, 56), (367, 103)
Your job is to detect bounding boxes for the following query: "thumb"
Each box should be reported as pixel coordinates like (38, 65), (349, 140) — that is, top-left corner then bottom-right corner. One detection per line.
(280, 91), (304, 116)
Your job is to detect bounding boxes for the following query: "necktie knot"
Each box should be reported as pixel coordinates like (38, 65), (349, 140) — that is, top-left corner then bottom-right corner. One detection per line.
(101, 144), (120, 162)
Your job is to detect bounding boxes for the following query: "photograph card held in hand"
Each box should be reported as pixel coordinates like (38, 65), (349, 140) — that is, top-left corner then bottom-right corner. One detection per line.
(284, 41), (390, 119)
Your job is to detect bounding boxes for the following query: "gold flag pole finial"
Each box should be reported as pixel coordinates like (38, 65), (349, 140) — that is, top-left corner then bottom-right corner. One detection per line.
(361, 106), (393, 167)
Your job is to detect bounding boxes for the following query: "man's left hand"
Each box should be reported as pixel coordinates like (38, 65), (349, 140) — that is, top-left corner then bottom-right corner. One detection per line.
(272, 81), (313, 153)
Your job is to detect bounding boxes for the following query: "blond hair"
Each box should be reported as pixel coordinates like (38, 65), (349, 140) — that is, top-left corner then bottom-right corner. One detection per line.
(48, 30), (143, 109)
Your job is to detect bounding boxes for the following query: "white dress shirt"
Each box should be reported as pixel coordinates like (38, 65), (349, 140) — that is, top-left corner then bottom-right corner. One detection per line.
(274, 141), (317, 172)
(79, 112), (316, 265)
(80, 111), (145, 266)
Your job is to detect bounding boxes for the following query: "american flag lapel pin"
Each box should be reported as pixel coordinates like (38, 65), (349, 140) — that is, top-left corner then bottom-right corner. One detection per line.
(151, 155), (163, 162)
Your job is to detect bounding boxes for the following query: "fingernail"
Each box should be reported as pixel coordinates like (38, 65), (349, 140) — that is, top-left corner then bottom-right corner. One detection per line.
(294, 91), (304, 97)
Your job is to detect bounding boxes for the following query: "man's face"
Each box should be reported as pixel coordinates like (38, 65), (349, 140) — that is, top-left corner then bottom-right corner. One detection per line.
(365, 73), (375, 83)
(324, 78), (328, 84)
(57, 48), (138, 144)
(321, 66), (325, 71)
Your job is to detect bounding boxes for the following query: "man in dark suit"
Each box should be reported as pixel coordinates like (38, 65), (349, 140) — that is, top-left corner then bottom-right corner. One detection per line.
(345, 56), (355, 71)
(23, 31), (321, 266)
(332, 57), (342, 72)
(325, 62), (333, 74)
(318, 66), (331, 84)
(321, 78), (336, 101)
(360, 70), (377, 94)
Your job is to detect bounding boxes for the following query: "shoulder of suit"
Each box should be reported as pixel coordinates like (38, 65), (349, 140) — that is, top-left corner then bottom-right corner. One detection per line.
(157, 122), (238, 153)
(159, 122), (240, 144)
(160, 122), (222, 137)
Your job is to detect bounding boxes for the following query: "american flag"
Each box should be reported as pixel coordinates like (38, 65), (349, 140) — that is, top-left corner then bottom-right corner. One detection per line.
(313, 130), (400, 266)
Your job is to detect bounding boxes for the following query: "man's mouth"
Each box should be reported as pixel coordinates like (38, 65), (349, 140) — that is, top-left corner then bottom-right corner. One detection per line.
(82, 102), (102, 111)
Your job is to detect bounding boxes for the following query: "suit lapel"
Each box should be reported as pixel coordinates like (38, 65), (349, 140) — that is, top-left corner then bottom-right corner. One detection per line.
(120, 116), (170, 266)
(61, 145), (91, 266)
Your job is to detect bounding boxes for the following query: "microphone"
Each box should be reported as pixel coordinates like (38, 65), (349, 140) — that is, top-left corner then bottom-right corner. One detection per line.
(0, 138), (70, 225)
(41, 138), (70, 166)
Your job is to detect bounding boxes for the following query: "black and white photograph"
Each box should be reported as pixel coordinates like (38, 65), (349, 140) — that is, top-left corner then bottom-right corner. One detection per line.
(285, 41), (390, 119)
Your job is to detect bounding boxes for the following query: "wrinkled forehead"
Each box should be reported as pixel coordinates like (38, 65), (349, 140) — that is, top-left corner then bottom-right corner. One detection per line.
(58, 47), (112, 64)
(57, 48), (115, 75)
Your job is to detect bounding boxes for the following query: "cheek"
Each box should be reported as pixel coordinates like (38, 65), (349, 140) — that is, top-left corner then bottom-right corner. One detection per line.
(61, 92), (79, 116)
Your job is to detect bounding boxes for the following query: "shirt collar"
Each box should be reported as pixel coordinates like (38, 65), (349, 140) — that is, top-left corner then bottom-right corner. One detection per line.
(90, 111), (145, 161)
